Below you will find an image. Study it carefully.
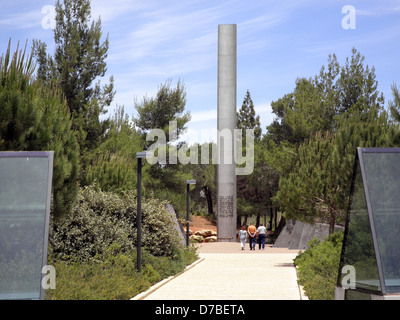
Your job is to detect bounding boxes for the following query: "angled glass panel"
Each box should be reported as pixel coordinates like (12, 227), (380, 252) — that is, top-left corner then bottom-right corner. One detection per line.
(340, 156), (381, 293)
(362, 151), (400, 293)
(0, 152), (53, 300)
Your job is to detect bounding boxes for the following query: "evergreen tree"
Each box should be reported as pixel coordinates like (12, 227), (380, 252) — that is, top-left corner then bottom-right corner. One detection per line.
(33, 0), (115, 155)
(0, 40), (80, 219)
(276, 132), (341, 233)
(85, 106), (143, 192)
(389, 83), (400, 146)
(134, 79), (190, 143)
(0, 40), (36, 150)
(336, 48), (384, 117)
(237, 90), (262, 141)
(270, 48), (389, 233)
(235, 91), (280, 226)
(275, 106), (390, 234)
(237, 141), (279, 228)
(185, 142), (217, 216)
(266, 48), (384, 146)
(133, 79), (192, 215)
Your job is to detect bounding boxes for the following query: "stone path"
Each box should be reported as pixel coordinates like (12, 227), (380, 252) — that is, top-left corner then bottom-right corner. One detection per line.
(133, 242), (307, 300)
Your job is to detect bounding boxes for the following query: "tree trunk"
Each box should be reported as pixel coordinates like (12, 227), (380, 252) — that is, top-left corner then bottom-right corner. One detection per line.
(276, 214), (286, 236)
(329, 209), (336, 235)
(268, 206), (273, 230)
(256, 213), (261, 228)
(204, 186), (213, 215)
(237, 215), (242, 229)
(328, 190), (336, 235)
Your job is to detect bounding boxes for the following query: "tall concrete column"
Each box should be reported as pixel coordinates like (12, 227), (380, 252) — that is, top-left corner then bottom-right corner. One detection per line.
(217, 24), (237, 242)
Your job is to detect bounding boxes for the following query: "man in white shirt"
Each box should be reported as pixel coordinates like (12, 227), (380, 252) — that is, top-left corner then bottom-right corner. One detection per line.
(257, 223), (267, 250)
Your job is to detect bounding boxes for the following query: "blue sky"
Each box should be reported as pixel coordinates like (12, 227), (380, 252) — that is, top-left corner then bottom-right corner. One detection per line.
(1, 0), (400, 143)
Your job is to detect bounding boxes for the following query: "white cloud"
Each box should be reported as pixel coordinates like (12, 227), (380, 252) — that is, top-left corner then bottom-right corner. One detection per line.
(190, 109), (217, 123)
(108, 5), (221, 62)
(254, 102), (274, 130)
(356, 4), (400, 17)
(91, 0), (146, 22)
(0, 9), (42, 29)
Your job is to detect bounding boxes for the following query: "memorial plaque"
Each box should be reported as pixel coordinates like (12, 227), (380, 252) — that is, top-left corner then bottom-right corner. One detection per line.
(218, 196), (234, 217)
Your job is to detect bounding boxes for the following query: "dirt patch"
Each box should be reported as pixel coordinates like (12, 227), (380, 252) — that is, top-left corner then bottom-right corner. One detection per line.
(185, 215), (217, 233)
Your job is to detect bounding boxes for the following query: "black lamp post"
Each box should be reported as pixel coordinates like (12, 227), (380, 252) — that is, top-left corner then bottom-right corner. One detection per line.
(136, 151), (153, 273)
(186, 180), (196, 246)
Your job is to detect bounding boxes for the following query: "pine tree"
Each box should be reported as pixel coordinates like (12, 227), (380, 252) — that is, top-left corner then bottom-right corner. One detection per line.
(336, 48), (384, 117)
(134, 79), (190, 143)
(275, 105), (391, 234)
(266, 48), (384, 146)
(34, 0), (115, 155)
(0, 40), (80, 219)
(275, 132), (337, 230)
(0, 40), (36, 151)
(237, 90), (261, 141)
(235, 90), (266, 226)
(85, 106), (143, 192)
(389, 83), (400, 146)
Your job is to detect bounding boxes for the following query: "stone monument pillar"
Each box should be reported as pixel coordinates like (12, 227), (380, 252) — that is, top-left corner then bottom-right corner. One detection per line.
(217, 24), (237, 242)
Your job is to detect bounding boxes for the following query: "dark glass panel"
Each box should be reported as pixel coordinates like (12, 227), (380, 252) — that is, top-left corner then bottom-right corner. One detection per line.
(363, 152), (400, 293)
(341, 157), (381, 292)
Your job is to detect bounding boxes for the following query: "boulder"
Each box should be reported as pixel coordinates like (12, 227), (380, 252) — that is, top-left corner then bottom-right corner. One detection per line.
(190, 235), (204, 243)
(204, 236), (217, 243)
(194, 230), (213, 237)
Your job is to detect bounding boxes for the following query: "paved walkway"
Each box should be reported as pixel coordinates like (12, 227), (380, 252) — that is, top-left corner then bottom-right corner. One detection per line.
(133, 242), (307, 300)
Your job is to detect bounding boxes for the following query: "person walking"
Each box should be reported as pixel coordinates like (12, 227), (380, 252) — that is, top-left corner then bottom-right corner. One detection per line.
(257, 223), (267, 250)
(238, 226), (247, 250)
(247, 224), (257, 250)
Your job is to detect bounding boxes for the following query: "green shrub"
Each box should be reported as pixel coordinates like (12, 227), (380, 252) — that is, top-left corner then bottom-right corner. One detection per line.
(50, 185), (183, 261)
(45, 185), (199, 300)
(294, 232), (343, 300)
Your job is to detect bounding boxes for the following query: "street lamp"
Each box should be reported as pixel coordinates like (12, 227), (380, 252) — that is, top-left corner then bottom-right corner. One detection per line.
(186, 180), (196, 246)
(136, 151), (153, 273)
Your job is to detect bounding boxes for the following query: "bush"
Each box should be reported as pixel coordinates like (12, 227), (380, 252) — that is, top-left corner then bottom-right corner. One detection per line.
(50, 185), (183, 262)
(294, 232), (343, 300)
(46, 183), (200, 300)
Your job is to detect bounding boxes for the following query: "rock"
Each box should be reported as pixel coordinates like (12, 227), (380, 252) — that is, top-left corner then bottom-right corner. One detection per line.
(190, 235), (204, 243)
(211, 231), (217, 236)
(204, 236), (217, 243)
(195, 230), (213, 237)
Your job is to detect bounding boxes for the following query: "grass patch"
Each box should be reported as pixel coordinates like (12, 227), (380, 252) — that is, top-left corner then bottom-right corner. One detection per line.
(45, 244), (198, 300)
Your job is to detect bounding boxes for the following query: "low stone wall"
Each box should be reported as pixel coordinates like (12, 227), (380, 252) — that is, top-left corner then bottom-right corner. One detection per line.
(274, 219), (344, 250)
